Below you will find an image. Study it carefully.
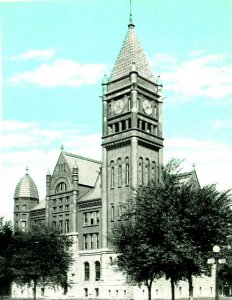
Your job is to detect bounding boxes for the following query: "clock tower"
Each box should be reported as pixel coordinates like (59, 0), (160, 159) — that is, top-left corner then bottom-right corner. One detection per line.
(101, 20), (164, 247)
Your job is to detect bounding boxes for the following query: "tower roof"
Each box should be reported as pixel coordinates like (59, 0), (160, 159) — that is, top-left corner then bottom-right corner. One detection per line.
(14, 172), (39, 199)
(110, 24), (155, 82)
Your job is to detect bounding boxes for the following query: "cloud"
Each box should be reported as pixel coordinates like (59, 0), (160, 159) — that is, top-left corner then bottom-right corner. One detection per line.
(0, 0), (64, 2)
(8, 49), (55, 61)
(1, 119), (232, 221)
(2, 120), (101, 152)
(164, 137), (232, 191)
(8, 59), (109, 87)
(152, 52), (232, 100)
(151, 53), (178, 67)
(212, 119), (232, 129)
(0, 120), (102, 220)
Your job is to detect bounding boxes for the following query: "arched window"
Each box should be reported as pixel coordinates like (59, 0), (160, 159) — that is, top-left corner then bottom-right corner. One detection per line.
(91, 234), (94, 249)
(96, 233), (99, 248)
(16, 205), (19, 211)
(84, 262), (90, 281)
(118, 158), (122, 187)
(145, 159), (150, 185)
(65, 220), (69, 233)
(151, 161), (156, 183)
(138, 157), (143, 185)
(125, 157), (129, 186)
(55, 182), (67, 193)
(22, 204), (26, 211)
(118, 204), (122, 219)
(83, 234), (88, 250)
(111, 205), (114, 221)
(95, 261), (101, 281)
(110, 161), (114, 188)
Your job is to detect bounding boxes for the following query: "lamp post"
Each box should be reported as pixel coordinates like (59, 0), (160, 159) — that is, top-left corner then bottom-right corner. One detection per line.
(207, 245), (226, 300)
(213, 245), (220, 300)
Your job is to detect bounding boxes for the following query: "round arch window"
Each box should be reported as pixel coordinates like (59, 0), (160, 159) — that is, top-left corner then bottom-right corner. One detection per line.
(55, 182), (67, 193)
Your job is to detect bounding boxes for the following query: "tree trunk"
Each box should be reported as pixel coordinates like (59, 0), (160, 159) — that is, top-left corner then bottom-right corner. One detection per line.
(188, 274), (193, 300)
(171, 276), (175, 300)
(33, 279), (37, 300)
(146, 279), (153, 300)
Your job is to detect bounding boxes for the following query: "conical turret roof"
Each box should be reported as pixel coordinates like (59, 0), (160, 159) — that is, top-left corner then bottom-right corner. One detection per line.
(110, 24), (155, 82)
(14, 170), (39, 199)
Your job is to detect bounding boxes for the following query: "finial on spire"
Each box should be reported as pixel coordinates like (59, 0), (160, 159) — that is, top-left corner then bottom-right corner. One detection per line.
(128, 0), (135, 28)
(73, 160), (78, 170)
(102, 74), (108, 85)
(61, 145), (64, 152)
(157, 75), (162, 86)
(102, 74), (108, 94)
(26, 167), (29, 174)
(192, 163), (196, 170)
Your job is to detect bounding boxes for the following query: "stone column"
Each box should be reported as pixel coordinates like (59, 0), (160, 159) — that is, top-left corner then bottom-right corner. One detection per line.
(101, 147), (108, 248)
(131, 136), (138, 190)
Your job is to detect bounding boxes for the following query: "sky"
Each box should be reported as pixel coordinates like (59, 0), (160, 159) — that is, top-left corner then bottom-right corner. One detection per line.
(0, 0), (232, 220)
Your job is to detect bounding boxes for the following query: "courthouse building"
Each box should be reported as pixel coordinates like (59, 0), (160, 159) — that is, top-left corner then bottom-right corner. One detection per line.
(13, 15), (216, 300)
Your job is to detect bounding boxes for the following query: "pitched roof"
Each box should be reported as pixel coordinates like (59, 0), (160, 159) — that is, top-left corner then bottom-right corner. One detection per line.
(110, 24), (155, 82)
(79, 172), (101, 202)
(31, 198), (46, 211)
(63, 152), (101, 187)
(178, 170), (200, 188)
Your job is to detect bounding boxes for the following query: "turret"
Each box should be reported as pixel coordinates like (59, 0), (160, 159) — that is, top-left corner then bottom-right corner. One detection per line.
(14, 168), (39, 232)
(72, 161), (79, 191)
(46, 169), (51, 196)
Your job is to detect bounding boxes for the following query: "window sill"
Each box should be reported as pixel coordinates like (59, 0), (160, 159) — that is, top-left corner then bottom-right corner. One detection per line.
(83, 224), (99, 228)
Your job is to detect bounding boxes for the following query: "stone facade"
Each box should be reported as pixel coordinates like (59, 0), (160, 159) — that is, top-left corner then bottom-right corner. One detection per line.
(12, 18), (217, 300)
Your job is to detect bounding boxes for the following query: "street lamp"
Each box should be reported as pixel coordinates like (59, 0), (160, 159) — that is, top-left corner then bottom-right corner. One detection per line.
(207, 245), (226, 300)
(213, 245), (220, 300)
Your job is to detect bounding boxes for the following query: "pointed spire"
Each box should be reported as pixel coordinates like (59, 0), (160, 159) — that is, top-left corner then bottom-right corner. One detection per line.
(128, 0), (135, 28)
(46, 168), (51, 176)
(109, 21), (155, 83)
(26, 167), (29, 174)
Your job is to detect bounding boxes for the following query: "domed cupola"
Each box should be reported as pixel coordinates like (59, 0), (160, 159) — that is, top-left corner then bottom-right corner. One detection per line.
(14, 167), (39, 200)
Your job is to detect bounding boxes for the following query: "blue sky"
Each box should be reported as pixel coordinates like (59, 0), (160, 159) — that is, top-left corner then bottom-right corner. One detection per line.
(1, 0), (232, 220)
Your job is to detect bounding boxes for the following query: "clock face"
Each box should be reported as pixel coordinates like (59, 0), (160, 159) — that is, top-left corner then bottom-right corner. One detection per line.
(143, 100), (153, 115)
(114, 99), (124, 114)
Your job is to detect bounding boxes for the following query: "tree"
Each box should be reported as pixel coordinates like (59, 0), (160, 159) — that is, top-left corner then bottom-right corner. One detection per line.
(176, 183), (232, 300)
(110, 160), (188, 300)
(0, 217), (14, 300)
(110, 159), (232, 300)
(11, 224), (73, 300)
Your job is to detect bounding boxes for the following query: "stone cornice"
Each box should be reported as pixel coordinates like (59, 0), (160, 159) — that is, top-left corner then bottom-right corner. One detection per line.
(102, 130), (163, 149)
(30, 208), (46, 217)
(78, 199), (102, 209)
